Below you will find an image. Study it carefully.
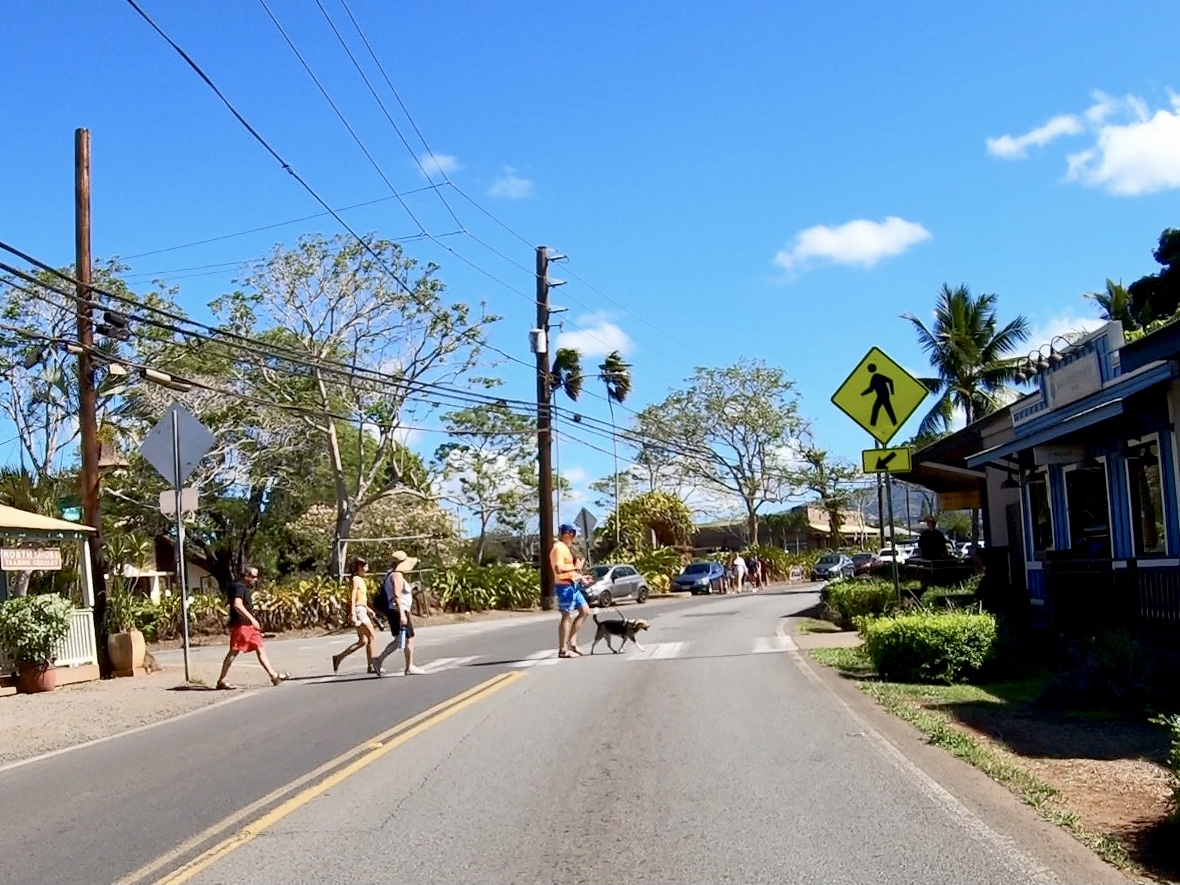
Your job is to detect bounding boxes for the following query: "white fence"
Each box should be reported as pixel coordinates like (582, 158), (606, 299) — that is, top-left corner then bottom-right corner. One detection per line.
(0, 606), (98, 675)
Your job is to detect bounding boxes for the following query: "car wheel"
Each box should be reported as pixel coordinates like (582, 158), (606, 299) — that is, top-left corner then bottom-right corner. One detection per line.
(636, 585), (649, 604)
(598, 589), (613, 608)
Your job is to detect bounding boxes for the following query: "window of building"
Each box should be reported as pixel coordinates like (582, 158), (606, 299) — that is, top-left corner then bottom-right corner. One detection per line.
(1064, 463), (1111, 558)
(1026, 473), (1053, 556)
(1127, 440), (1166, 557)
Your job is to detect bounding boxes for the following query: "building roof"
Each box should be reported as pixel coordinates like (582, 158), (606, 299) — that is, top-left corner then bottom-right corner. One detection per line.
(0, 504), (95, 538)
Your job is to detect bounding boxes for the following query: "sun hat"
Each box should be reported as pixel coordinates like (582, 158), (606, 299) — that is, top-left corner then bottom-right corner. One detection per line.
(391, 550), (419, 573)
(558, 523), (578, 536)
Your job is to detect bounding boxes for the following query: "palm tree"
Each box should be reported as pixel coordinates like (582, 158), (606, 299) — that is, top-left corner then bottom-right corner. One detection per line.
(598, 350), (632, 546)
(548, 348), (582, 525)
(903, 284), (1030, 435)
(1085, 278), (1137, 329)
(903, 284), (1029, 542)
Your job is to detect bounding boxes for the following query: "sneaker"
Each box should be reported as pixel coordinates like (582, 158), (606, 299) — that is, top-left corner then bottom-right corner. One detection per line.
(404, 665), (426, 676)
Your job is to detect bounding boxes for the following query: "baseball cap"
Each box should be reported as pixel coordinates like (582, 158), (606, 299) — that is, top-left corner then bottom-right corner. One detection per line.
(558, 523), (578, 535)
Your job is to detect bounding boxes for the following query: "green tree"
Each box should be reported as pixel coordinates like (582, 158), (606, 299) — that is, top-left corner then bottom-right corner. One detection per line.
(598, 490), (693, 556)
(794, 436), (862, 547)
(903, 283), (1029, 435)
(1128, 229), (1180, 327)
(434, 402), (535, 564)
(598, 350), (632, 545)
(590, 470), (637, 512)
(213, 233), (496, 575)
(1085, 278), (1137, 328)
(635, 359), (805, 543)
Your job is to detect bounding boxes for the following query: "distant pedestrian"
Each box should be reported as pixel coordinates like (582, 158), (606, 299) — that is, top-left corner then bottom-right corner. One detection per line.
(374, 550), (426, 676)
(332, 558), (381, 677)
(216, 566), (289, 690)
(731, 552), (747, 592)
(551, 523), (590, 657)
(747, 556), (761, 591)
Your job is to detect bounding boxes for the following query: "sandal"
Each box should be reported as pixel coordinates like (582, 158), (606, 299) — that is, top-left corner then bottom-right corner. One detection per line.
(215, 681), (236, 690)
(558, 649), (573, 658)
(565, 646), (584, 657)
(271, 672), (290, 686)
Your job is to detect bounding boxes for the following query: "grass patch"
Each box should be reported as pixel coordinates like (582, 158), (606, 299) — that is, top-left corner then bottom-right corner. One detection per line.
(809, 646), (873, 676)
(796, 617), (842, 635)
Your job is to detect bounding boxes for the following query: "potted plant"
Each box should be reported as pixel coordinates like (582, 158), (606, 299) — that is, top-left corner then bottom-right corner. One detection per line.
(105, 588), (147, 677)
(0, 593), (74, 693)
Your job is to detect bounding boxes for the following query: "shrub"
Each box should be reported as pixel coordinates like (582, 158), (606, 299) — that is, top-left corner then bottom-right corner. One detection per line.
(427, 562), (539, 612)
(859, 610), (998, 683)
(822, 578), (897, 629)
(1037, 629), (1158, 712)
(0, 593), (74, 664)
(1151, 713), (1180, 822)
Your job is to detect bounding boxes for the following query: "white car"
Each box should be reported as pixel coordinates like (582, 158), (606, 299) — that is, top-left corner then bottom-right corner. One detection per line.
(877, 546), (910, 565)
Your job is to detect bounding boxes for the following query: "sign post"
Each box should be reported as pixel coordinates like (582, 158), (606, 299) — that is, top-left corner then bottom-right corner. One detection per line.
(574, 507), (597, 565)
(832, 347), (928, 603)
(140, 403), (215, 682)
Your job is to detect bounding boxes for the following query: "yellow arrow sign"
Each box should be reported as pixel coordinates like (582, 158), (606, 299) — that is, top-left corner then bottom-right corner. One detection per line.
(861, 447), (913, 474)
(832, 347), (929, 445)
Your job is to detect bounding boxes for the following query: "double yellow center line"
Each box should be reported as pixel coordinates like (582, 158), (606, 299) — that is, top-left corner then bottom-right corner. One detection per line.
(118, 670), (525, 885)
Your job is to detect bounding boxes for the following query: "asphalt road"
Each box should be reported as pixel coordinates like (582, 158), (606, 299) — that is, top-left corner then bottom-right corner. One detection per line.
(0, 586), (1129, 885)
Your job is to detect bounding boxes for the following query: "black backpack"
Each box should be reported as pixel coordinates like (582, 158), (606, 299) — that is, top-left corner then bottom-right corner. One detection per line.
(370, 572), (393, 616)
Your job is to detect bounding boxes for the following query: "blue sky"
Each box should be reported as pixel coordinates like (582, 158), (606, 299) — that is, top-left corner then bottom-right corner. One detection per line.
(3, 1), (1180, 520)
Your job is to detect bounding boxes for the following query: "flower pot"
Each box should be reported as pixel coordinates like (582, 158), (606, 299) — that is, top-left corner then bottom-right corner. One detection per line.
(108, 629), (146, 677)
(16, 661), (57, 693)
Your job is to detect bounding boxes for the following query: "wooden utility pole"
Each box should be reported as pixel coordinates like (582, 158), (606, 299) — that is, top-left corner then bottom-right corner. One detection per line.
(75, 128), (109, 674)
(536, 246), (555, 611)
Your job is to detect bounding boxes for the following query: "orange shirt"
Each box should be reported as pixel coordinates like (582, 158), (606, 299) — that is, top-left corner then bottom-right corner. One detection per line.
(550, 540), (577, 585)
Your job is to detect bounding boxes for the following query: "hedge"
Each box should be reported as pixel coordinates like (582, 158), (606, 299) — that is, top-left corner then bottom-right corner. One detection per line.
(858, 610), (998, 684)
(822, 578), (897, 629)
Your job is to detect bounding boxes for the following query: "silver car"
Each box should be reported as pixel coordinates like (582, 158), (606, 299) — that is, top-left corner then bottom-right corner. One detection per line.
(584, 564), (649, 607)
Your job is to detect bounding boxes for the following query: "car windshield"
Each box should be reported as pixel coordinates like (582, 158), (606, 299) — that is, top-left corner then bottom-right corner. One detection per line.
(816, 555), (841, 566)
(852, 553), (872, 562)
(588, 566), (611, 578)
(684, 563), (711, 574)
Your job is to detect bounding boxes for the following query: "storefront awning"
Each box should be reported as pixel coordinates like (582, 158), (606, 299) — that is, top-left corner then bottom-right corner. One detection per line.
(966, 397), (1124, 467)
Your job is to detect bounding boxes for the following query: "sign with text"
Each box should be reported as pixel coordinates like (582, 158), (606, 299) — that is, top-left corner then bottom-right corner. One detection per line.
(1, 546), (62, 571)
(1044, 351), (1102, 410)
(832, 347), (929, 445)
(861, 447), (913, 474)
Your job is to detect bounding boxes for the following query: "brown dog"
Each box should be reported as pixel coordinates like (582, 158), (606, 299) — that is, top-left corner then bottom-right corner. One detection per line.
(590, 613), (649, 654)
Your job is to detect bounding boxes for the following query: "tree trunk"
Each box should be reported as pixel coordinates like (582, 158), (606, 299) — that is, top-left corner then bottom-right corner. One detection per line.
(332, 505), (357, 579)
(746, 505), (759, 546)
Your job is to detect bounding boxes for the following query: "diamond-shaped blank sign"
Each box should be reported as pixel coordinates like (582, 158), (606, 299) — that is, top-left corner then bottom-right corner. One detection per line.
(139, 403), (215, 487)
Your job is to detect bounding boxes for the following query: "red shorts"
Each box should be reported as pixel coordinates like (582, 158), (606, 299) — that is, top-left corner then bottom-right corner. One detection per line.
(229, 624), (265, 653)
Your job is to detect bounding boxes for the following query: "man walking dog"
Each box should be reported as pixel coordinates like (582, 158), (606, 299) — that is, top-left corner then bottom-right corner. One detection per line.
(551, 523), (591, 658)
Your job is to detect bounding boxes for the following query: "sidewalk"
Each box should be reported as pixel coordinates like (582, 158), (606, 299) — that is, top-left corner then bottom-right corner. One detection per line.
(792, 629), (863, 650)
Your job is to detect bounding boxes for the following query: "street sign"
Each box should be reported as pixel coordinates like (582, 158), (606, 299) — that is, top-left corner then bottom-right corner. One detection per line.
(574, 507), (597, 539)
(861, 446), (913, 474)
(140, 403), (215, 486)
(159, 487), (199, 517)
(831, 347), (929, 445)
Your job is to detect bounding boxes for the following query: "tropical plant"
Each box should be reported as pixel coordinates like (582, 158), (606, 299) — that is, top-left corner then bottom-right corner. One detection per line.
(0, 593), (74, 665)
(598, 491), (693, 556)
(599, 350), (632, 547)
(904, 284), (1029, 435)
(1128, 228), (1180, 328)
(1085, 278), (1137, 328)
(549, 348), (583, 402)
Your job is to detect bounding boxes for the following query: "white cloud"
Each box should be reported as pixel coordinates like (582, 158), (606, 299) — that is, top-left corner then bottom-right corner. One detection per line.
(985, 114), (1084, 158)
(487, 168), (533, 199)
(990, 91), (1180, 196)
(773, 217), (931, 273)
(1024, 313), (1106, 352)
(555, 313), (633, 358)
(418, 152), (460, 177)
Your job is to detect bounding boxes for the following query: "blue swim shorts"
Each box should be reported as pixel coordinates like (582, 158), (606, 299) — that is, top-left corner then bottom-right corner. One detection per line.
(555, 583), (588, 613)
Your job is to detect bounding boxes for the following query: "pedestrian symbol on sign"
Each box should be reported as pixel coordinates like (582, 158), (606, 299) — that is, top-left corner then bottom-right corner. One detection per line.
(862, 363), (897, 428)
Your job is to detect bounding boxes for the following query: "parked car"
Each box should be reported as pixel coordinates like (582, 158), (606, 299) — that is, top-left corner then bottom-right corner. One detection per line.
(672, 561), (726, 595)
(811, 553), (855, 581)
(584, 564), (649, 607)
(877, 546), (910, 565)
(851, 552), (878, 575)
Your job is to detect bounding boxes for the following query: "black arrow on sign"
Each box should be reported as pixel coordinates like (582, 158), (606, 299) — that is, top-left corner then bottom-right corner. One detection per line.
(875, 451), (897, 471)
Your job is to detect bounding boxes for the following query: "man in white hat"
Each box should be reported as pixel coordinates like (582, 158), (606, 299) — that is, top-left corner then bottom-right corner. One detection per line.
(374, 550), (426, 676)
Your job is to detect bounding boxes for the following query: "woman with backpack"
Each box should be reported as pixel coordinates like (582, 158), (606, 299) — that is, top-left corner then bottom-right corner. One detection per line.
(331, 557), (382, 677)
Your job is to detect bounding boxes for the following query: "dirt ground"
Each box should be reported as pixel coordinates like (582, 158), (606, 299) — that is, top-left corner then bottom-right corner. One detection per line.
(931, 701), (1179, 880)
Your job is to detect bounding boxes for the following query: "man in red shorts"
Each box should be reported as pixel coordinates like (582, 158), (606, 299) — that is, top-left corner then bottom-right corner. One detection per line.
(216, 566), (288, 689)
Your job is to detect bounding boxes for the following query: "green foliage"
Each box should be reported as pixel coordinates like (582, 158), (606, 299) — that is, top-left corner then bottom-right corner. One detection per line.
(1150, 713), (1180, 822)
(0, 593), (74, 664)
(1128, 228), (1180, 327)
(619, 546), (685, 589)
(822, 578), (897, 629)
(598, 491), (693, 555)
(1037, 629), (1157, 712)
(428, 562), (539, 612)
(858, 610), (998, 684)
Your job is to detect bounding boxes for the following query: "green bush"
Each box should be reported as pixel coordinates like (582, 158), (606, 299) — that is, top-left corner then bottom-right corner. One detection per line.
(822, 578), (897, 629)
(1151, 713), (1180, 822)
(427, 562), (539, 612)
(0, 593), (74, 664)
(858, 610), (998, 684)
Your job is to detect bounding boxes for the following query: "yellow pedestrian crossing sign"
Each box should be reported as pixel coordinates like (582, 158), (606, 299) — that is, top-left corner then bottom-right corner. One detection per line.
(832, 347), (928, 445)
(862, 447), (913, 474)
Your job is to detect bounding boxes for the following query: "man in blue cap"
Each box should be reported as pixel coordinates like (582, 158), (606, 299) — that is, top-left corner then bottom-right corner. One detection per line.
(551, 522), (590, 657)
